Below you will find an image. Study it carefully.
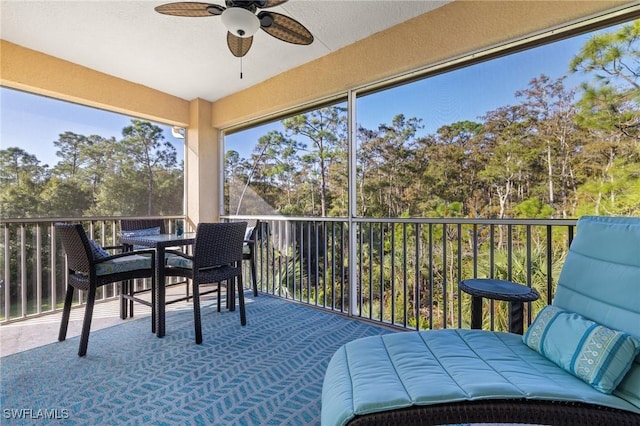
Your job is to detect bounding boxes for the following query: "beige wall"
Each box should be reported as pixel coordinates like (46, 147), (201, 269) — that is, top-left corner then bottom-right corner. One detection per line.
(186, 99), (219, 225)
(0, 0), (634, 224)
(0, 40), (190, 126)
(210, 1), (634, 129)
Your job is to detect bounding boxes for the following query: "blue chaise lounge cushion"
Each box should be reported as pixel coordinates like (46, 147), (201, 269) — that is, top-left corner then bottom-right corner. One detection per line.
(321, 329), (640, 426)
(552, 216), (640, 408)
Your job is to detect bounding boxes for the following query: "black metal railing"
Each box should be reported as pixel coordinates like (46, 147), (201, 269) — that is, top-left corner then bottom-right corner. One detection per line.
(0, 216), (183, 322)
(2, 215), (576, 331)
(226, 216), (576, 332)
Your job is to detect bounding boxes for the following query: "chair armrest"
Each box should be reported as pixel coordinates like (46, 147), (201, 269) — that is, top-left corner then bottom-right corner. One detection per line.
(102, 244), (125, 252)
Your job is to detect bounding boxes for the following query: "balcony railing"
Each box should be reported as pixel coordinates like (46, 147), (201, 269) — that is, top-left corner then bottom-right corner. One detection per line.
(1, 216), (576, 332)
(228, 216), (576, 332)
(0, 216), (184, 323)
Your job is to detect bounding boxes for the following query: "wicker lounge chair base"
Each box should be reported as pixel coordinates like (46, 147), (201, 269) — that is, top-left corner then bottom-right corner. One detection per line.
(347, 400), (640, 426)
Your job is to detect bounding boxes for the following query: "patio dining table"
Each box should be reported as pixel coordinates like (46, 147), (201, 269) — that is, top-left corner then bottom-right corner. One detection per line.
(120, 232), (195, 337)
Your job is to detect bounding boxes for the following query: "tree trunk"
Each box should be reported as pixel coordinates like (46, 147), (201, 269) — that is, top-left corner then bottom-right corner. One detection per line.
(547, 144), (554, 206)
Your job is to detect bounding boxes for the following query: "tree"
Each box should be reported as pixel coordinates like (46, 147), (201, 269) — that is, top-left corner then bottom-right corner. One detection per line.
(571, 20), (640, 215)
(120, 120), (178, 215)
(81, 135), (118, 199)
(415, 120), (485, 216)
(229, 130), (301, 215)
(477, 104), (535, 221)
(40, 177), (92, 217)
(515, 75), (581, 217)
(52, 131), (87, 178)
(357, 114), (422, 217)
(43, 133), (117, 216)
(225, 149), (245, 213)
(282, 107), (347, 217)
(570, 20), (639, 98)
(0, 147), (49, 218)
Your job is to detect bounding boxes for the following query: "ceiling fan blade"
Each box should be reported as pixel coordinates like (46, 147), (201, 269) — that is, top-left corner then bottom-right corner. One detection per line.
(258, 12), (313, 45)
(256, 0), (289, 8)
(155, 2), (225, 17)
(227, 32), (253, 57)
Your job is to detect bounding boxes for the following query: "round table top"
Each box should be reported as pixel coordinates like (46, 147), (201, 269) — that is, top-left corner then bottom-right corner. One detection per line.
(459, 278), (540, 302)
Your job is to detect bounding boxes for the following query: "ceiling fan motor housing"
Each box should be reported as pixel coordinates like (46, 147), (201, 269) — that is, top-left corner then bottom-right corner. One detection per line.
(221, 6), (260, 38)
(226, 0), (258, 11)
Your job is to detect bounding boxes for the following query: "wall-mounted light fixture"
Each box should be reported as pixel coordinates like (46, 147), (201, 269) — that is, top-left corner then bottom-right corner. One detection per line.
(171, 126), (185, 139)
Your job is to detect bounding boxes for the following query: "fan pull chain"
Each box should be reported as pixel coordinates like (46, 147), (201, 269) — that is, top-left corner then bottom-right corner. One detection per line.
(240, 56), (243, 79)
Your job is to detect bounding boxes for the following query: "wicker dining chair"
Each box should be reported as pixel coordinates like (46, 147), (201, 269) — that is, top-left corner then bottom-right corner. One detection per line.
(165, 222), (247, 344)
(120, 219), (167, 320)
(55, 223), (156, 356)
(121, 219), (166, 234)
(242, 219), (260, 297)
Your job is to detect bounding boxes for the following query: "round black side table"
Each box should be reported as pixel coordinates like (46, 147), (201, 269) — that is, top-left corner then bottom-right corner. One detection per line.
(459, 278), (540, 334)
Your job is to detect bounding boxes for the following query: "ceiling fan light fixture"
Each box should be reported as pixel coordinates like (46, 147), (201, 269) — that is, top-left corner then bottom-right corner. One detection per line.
(221, 7), (260, 38)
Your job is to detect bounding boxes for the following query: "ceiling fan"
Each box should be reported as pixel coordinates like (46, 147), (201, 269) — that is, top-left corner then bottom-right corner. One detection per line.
(155, 1), (314, 58)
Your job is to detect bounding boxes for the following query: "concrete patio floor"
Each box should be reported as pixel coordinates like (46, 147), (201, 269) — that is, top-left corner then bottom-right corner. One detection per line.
(0, 284), (211, 357)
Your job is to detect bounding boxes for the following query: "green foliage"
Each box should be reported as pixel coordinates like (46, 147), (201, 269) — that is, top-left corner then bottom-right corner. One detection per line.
(226, 21), (639, 221)
(474, 243), (564, 332)
(570, 21), (640, 218)
(515, 198), (554, 218)
(0, 120), (183, 218)
(0, 148), (49, 217)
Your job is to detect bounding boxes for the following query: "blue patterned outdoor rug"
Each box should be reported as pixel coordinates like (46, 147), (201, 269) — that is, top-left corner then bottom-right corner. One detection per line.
(1, 295), (393, 425)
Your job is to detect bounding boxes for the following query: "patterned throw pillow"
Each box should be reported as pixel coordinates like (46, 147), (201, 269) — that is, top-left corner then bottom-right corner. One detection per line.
(524, 305), (640, 394)
(88, 240), (110, 259)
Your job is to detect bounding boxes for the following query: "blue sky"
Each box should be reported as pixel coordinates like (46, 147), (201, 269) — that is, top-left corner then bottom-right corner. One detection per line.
(0, 23), (613, 166)
(0, 88), (185, 167)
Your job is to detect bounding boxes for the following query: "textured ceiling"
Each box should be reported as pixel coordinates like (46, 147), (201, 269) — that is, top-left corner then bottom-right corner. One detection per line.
(1, 0), (450, 102)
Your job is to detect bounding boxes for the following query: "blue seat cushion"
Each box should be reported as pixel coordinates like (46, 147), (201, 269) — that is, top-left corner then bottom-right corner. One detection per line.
(166, 255), (192, 270)
(96, 254), (152, 276)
